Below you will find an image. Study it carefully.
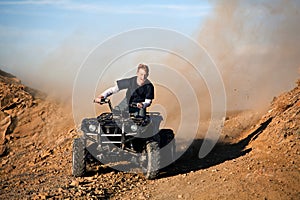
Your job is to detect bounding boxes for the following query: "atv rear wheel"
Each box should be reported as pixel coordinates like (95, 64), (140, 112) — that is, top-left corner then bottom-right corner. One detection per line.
(72, 138), (86, 177)
(144, 141), (160, 180)
(159, 129), (176, 167)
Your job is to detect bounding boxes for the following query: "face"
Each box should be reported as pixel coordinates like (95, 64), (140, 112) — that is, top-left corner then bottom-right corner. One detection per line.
(137, 68), (148, 85)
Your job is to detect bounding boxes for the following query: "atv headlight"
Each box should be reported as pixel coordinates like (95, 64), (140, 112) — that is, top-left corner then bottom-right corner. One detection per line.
(130, 124), (138, 132)
(88, 124), (97, 132)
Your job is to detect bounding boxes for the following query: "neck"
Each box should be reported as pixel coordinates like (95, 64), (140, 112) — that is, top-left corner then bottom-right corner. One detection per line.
(137, 78), (145, 86)
(137, 80), (143, 86)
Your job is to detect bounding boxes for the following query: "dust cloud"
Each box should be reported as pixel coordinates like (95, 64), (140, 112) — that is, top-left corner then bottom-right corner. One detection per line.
(197, 0), (300, 112)
(2, 1), (299, 129)
(148, 0), (300, 141)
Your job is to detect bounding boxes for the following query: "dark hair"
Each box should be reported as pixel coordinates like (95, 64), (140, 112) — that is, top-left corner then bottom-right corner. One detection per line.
(137, 63), (149, 74)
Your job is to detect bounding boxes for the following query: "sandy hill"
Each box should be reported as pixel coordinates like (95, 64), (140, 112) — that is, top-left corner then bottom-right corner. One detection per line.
(0, 70), (299, 199)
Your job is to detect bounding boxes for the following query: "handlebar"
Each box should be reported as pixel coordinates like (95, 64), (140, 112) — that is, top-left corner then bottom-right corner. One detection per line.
(93, 98), (109, 104)
(94, 98), (113, 111)
(94, 99), (142, 112)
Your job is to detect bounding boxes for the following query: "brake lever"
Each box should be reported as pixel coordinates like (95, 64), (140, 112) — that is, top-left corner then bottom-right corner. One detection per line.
(93, 100), (99, 104)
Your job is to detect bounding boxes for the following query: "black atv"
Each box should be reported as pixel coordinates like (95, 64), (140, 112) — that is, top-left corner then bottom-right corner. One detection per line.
(72, 98), (175, 179)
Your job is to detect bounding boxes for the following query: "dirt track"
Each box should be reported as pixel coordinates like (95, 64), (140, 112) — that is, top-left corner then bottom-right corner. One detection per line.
(0, 70), (299, 199)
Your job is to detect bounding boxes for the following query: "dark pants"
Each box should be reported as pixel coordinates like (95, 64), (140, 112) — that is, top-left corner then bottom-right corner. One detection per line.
(117, 98), (146, 117)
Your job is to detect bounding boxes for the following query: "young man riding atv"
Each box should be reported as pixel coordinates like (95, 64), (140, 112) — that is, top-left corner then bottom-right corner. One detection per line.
(94, 63), (154, 117)
(72, 63), (175, 179)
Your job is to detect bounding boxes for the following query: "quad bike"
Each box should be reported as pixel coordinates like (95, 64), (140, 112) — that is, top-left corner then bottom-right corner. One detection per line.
(72, 98), (175, 179)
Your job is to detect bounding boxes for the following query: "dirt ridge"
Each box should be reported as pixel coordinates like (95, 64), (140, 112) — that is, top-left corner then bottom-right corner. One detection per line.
(0, 71), (299, 199)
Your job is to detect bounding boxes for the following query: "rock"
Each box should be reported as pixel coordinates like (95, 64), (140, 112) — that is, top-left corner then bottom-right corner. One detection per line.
(70, 180), (79, 187)
(57, 187), (64, 194)
(0, 144), (6, 155)
(85, 177), (95, 181)
(0, 111), (11, 143)
(40, 149), (53, 160)
(0, 111), (11, 156)
(38, 193), (49, 199)
(1, 159), (8, 166)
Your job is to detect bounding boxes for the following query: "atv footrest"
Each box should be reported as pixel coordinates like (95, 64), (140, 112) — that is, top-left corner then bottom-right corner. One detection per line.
(102, 141), (122, 144)
(101, 134), (122, 137)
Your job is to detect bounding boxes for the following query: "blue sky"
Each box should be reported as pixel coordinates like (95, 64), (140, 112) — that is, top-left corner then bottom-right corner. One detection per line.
(1, 0), (299, 112)
(0, 0), (212, 78)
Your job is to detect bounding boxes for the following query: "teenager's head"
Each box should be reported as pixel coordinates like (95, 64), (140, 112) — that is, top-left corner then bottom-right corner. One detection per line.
(136, 63), (149, 85)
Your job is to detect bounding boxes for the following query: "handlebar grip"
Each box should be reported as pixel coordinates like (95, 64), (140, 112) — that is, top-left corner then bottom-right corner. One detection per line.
(129, 102), (138, 108)
(100, 98), (106, 104)
(93, 98), (107, 104)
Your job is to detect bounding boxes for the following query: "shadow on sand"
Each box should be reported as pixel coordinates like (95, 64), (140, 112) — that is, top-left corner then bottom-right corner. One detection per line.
(159, 117), (273, 178)
(83, 117), (272, 179)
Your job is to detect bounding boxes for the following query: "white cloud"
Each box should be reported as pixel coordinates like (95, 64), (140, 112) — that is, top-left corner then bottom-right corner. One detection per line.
(62, 3), (211, 16)
(0, 1), (211, 17)
(0, 0), (68, 5)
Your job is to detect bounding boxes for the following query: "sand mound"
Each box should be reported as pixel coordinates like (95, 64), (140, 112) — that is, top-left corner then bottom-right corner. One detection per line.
(0, 69), (299, 199)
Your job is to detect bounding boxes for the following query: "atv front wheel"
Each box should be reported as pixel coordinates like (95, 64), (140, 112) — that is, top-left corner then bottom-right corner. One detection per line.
(144, 141), (160, 180)
(72, 138), (86, 177)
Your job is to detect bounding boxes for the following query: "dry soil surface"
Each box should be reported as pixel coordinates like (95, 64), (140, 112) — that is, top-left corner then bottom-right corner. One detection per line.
(0, 70), (299, 199)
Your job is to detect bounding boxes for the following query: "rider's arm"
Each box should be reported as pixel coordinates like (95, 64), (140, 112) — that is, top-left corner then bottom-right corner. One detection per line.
(142, 99), (152, 108)
(100, 85), (120, 99)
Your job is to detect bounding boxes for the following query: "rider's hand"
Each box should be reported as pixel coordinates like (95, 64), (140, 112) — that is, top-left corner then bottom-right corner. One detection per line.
(94, 96), (104, 103)
(94, 98), (101, 103)
(137, 103), (144, 109)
